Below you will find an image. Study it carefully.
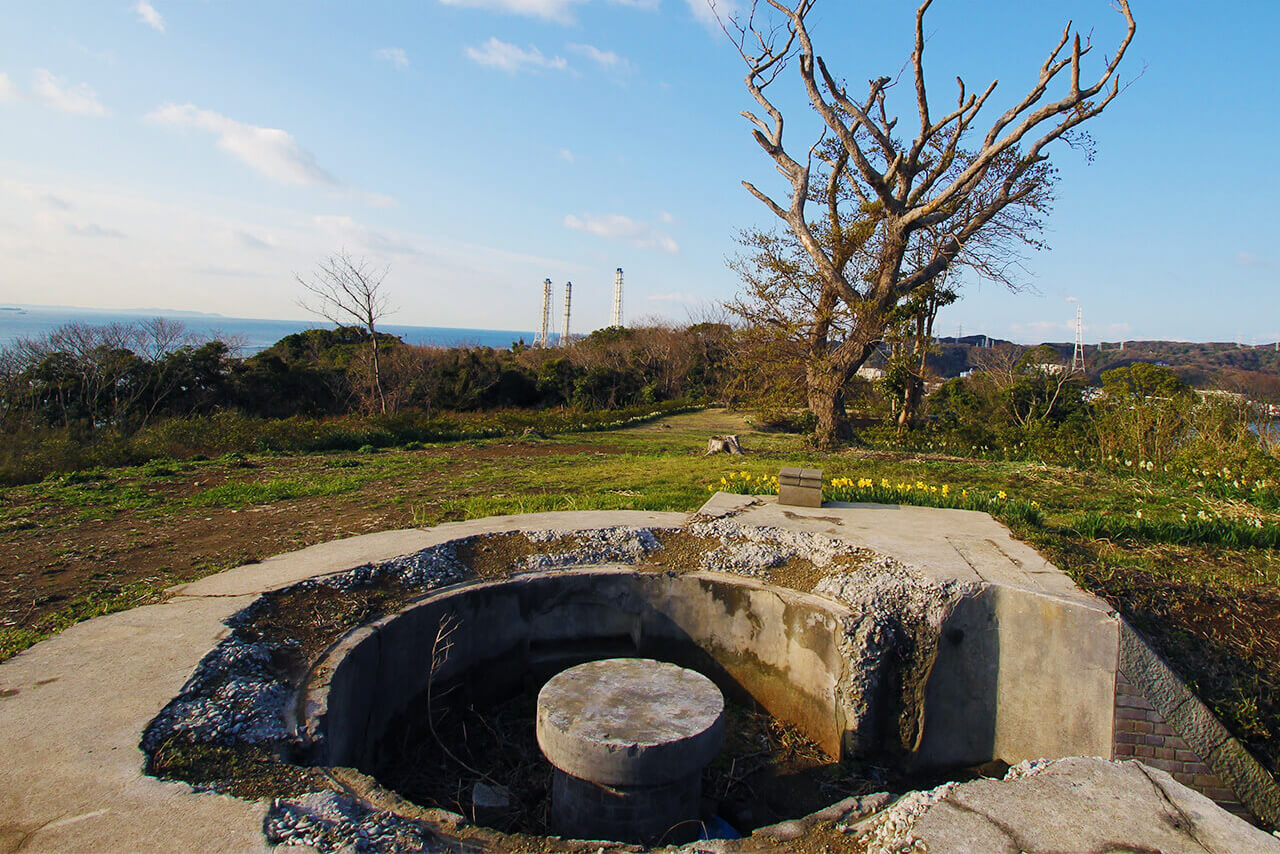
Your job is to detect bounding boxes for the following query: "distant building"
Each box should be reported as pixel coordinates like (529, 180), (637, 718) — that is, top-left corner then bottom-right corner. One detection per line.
(856, 366), (886, 381)
(1031, 363), (1068, 376)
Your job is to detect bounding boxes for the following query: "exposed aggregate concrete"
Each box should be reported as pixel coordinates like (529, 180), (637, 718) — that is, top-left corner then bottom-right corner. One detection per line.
(521, 527), (662, 571)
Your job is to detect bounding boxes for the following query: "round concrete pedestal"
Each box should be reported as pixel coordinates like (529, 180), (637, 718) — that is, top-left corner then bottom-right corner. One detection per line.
(536, 658), (725, 844)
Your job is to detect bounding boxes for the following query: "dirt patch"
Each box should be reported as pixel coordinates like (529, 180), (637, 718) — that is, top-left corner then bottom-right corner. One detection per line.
(454, 533), (547, 579)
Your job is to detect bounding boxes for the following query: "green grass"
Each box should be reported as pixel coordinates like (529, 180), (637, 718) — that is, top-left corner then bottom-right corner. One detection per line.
(0, 578), (173, 660)
(189, 475), (363, 509)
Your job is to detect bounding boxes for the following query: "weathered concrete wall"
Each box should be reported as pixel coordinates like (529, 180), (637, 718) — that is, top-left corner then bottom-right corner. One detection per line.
(913, 585), (1118, 768)
(303, 569), (861, 768)
(308, 565), (1129, 784)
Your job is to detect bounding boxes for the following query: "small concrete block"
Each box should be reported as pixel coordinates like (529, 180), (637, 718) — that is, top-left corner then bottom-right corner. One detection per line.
(778, 467), (823, 507)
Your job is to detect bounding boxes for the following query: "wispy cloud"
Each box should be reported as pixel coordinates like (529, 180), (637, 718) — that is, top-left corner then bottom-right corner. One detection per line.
(564, 212), (678, 253)
(234, 229), (276, 250)
(66, 222), (126, 239)
(1236, 251), (1273, 270)
(146, 103), (336, 186)
(313, 215), (421, 257)
(135, 1), (165, 32)
(466, 38), (567, 73)
(686, 0), (734, 29)
(566, 43), (629, 72)
(33, 70), (108, 116)
(375, 47), (409, 70)
(440, 0), (657, 24)
(0, 73), (16, 102)
(559, 148), (574, 163)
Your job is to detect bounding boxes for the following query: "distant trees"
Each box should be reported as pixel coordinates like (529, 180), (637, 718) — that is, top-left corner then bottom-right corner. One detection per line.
(722, 0), (1136, 447)
(297, 252), (393, 414)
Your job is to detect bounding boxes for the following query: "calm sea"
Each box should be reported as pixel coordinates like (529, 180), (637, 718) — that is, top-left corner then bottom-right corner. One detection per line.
(0, 306), (536, 354)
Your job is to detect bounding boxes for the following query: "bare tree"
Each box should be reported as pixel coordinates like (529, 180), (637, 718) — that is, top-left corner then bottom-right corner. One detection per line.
(297, 251), (394, 414)
(722, 0), (1136, 447)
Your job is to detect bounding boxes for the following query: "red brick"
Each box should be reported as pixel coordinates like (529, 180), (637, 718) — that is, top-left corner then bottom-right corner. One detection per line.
(1144, 710), (1165, 723)
(1135, 722), (1155, 735)
(1115, 708), (1146, 721)
(1173, 772), (1195, 786)
(1143, 734), (1165, 746)
(1115, 731), (1142, 745)
(1204, 788), (1236, 803)
(1174, 749), (1199, 763)
(1152, 722), (1175, 736)
(1146, 758), (1179, 774)
(1154, 747), (1177, 761)
(1190, 774), (1219, 787)
(1135, 745), (1155, 758)
(1182, 763), (1211, 776)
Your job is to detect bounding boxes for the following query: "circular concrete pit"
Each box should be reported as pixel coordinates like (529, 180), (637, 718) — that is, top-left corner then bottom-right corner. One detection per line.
(96, 507), (1274, 852)
(299, 566), (871, 842)
(536, 658), (726, 843)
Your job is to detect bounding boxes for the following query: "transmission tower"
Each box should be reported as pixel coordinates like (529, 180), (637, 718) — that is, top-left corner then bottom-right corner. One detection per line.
(537, 278), (552, 346)
(1071, 304), (1086, 374)
(561, 281), (572, 346)
(611, 268), (624, 328)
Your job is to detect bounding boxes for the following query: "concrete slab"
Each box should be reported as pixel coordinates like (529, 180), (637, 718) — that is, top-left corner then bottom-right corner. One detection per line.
(697, 493), (1107, 612)
(172, 510), (688, 598)
(866, 757), (1280, 854)
(0, 594), (268, 853)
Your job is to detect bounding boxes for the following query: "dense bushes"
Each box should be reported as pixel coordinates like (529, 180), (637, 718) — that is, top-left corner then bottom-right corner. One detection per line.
(0, 319), (734, 484)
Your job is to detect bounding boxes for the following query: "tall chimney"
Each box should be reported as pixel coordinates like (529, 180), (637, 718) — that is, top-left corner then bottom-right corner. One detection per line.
(562, 281), (572, 346)
(538, 278), (552, 346)
(611, 268), (624, 328)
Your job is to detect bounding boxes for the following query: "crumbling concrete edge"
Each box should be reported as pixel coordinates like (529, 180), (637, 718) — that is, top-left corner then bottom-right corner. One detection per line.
(1118, 620), (1280, 827)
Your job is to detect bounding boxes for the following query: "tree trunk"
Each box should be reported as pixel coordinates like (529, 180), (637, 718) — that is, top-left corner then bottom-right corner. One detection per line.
(368, 329), (386, 415)
(807, 362), (852, 449)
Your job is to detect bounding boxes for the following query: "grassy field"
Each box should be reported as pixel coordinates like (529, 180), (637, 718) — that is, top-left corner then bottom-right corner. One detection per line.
(1, 408), (1277, 780)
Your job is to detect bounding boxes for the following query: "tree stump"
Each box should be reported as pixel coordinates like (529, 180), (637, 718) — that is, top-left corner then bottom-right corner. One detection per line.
(704, 435), (743, 455)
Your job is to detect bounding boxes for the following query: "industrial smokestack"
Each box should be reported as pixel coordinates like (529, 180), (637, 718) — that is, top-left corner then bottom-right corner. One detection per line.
(562, 281), (572, 346)
(611, 268), (624, 328)
(538, 278), (552, 346)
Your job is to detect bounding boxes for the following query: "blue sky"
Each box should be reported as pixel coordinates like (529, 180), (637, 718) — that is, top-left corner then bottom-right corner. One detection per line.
(0, 0), (1276, 343)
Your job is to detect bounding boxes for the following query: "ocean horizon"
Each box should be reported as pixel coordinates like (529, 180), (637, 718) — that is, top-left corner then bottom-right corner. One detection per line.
(0, 305), (537, 354)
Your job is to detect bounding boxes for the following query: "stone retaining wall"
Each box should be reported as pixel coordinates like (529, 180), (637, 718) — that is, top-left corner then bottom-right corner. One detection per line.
(1115, 622), (1280, 827)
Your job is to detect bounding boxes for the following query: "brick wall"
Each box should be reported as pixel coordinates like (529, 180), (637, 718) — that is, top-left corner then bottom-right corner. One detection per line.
(1113, 672), (1247, 818)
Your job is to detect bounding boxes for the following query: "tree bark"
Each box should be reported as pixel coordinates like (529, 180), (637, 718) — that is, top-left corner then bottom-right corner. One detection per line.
(807, 360), (853, 449)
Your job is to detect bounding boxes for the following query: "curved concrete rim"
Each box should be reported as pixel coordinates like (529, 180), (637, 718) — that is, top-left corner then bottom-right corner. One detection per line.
(9, 498), (1257, 853)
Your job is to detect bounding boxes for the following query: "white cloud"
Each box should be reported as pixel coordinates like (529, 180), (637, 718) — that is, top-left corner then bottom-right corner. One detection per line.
(0, 73), (16, 102)
(312, 215), (421, 257)
(234, 229), (276, 250)
(66, 222), (126, 239)
(559, 148), (574, 163)
(1236, 251), (1272, 270)
(687, 0), (734, 28)
(135, 1), (165, 32)
(567, 43), (629, 71)
(564, 212), (678, 253)
(658, 210), (674, 224)
(466, 38), (568, 73)
(146, 103), (337, 187)
(32, 70), (108, 116)
(375, 47), (409, 70)
(441, 0), (655, 23)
